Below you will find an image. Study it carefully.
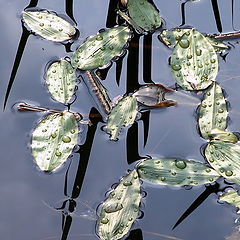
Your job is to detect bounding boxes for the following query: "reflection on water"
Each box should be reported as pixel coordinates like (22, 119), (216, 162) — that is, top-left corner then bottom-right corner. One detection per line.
(1, 0), (240, 239)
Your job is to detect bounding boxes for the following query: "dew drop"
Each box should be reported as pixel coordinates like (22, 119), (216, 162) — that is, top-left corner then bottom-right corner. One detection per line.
(160, 177), (166, 181)
(225, 170), (233, 177)
(96, 35), (103, 41)
(195, 49), (202, 56)
(175, 160), (187, 169)
(51, 133), (57, 138)
(62, 136), (71, 143)
(179, 39), (190, 48)
(218, 109), (224, 113)
(101, 218), (109, 224)
(39, 23), (44, 27)
(171, 64), (182, 71)
(205, 168), (211, 173)
(42, 129), (47, 132)
(210, 59), (216, 63)
(55, 151), (62, 157)
(70, 129), (76, 134)
(123, 181), (132, 186)
(187, 54), (193, 59)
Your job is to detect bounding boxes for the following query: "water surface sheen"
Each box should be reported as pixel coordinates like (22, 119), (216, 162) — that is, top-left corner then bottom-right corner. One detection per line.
(1, 0), (240, 239)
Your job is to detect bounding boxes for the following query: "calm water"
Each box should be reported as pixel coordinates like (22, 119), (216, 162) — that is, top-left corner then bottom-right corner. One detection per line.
(1, 0), (240, 239)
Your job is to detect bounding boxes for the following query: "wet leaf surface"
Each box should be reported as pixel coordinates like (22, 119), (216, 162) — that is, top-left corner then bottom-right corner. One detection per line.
(219, 190), (240, 209)
(170, 29), (218, 90)
(31, 112), (78, 171)
(208, 129), (238, 143)
(205, 141), (240, 185)
(136, 158), (220, 186)
(71, 26), (131, 70)
(97, 169), (141, 240)
(45, 59), (76, 104)
(106, 96), (138, 140)
(198, 82), (228, 139)
(22, 10), (77, 42)
(132, 84), (176, 107)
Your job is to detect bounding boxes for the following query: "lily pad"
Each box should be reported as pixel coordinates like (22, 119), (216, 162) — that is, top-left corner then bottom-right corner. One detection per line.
(22, 10), (77, 42)
(136, 158), (220, 186)
(71, 26), (131, 70)
(205, 141), (240, 185)
(132, 84), (176, 107)
(198, 82), (228, 139)
(97, 169), (141, 240)
(219, 190), (240, 209)
(45, 59), (76, 104)
(170, 29), (218, 90)
(106, 96), (138, 141)
(127, 0), (161, 33)
(31, 112), (79, 171)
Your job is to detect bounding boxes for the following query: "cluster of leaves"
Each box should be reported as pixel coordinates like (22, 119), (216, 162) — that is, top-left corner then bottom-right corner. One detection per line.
(18, 0), (240, 240)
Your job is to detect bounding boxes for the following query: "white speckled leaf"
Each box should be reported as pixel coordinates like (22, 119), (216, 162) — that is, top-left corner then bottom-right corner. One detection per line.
(208, 129), (238, 143)
(97, 170), (141, 240)
(127, 0), (161, 32)
(71, 26), (131, 70)
(170, 29), (218, 90)
(219, 190), (240, 209)
(32, 112), (78, 171)
(22, 10), (77, 42)
(106, 96), (138, 141)
(198, 82), (228, 139)
(205, 141), (240, 185)
(45, 60), (76, 104)
(136, 158), (220, 186)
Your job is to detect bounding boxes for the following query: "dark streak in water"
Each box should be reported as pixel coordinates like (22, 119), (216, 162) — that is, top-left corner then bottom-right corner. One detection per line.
(126, 229), (143, 240)
(211, 0), (223, 33)
(116, 58), (123, 86)
(61, 215), (72, 240)
(231, 0), (237, 31)
(141, 110), (150, 147)
(25, 0), (39, 9)
(172, 183), (220, 230)
(106, 0), (118, 28)
(180, 2), (186, 27)
(65, 0), (77, 24)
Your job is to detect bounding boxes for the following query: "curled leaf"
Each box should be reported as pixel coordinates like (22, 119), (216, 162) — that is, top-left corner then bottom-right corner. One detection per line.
(205, 141), (240, 185)
(198, 82), (228, 139)
(22, 10), (77, 42)
(136, 158), (220, 186)
(106, 96), (138, 140)
(208, 129), (238, 143)
(31, 112), (79, 171)
(45, 59), (76, 104)
(170, 29), (218, 90)
(219, 190), (240, 209)
(71, 26), (131, 70)
(127, 0), (161, 33)
(132, 84), (176, 107)
(97, 169), (141, 240)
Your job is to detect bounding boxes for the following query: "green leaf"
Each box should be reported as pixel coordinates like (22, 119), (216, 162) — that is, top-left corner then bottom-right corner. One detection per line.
(127, 0), (161, 33)
(22, 10), (77, 42)
(32, 112), (79, 171)
(97, 170), (141, 240)
(208, 129), (238, 143)
(71, 26), (131, 70)
(132, 84), (176, 107)
(170, 29), (218, 90)
(106, 96), (138, 141)
(136, 158), (220, 186)
(160, 28), (228, 51)
(219, 190), (240, 209)
(137, 158), (219, 186)
(198, 82), (228, 139)
(205, 141), (240, 185)
(45, 60), (76, 104)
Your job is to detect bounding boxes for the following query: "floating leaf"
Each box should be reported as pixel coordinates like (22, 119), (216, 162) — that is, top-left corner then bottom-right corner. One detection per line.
(136, 158), (220, 186)
(106, 96), (138, 140)
(132, 84), (176, 107)
(170, 29), (218, 90)
(207, 36), (229, 52)
(32, 112), (78, 171)
(208, 129), (238, 143)
(71, 26), (131, 70)
(97, 170), (141, 240)
(219, 190), (240, 209)
(198, 82), (228, 139)
(127, 0), (161, 33)
(205, 141), (240, 184)
(22, 10), (77, 42)
(45, 60), (76, 104)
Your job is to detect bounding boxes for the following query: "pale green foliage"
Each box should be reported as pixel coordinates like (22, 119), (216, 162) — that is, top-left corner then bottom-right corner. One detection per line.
(71, 26), (131, 70)
(208, 129), (238, 143)
(106, 96), (138, 140)
(132, 84), (176, 107)
(127, 0), (161, 33)
(22, 10), (76, 42)
(160, 28), (228, 51)
(170, 29), (218, 90)
(45, 60), (76, 104)
(136, 158), (220, 186)
(219, 190), (240, 209)
(97, 170), (141, 240)
(205, 141), (240, 185)
(31, 112), (78, 171)
(198, 82), (228, 139)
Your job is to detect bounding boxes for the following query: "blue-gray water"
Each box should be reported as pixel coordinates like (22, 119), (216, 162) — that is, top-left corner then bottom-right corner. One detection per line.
(1, 0), (240, 239)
